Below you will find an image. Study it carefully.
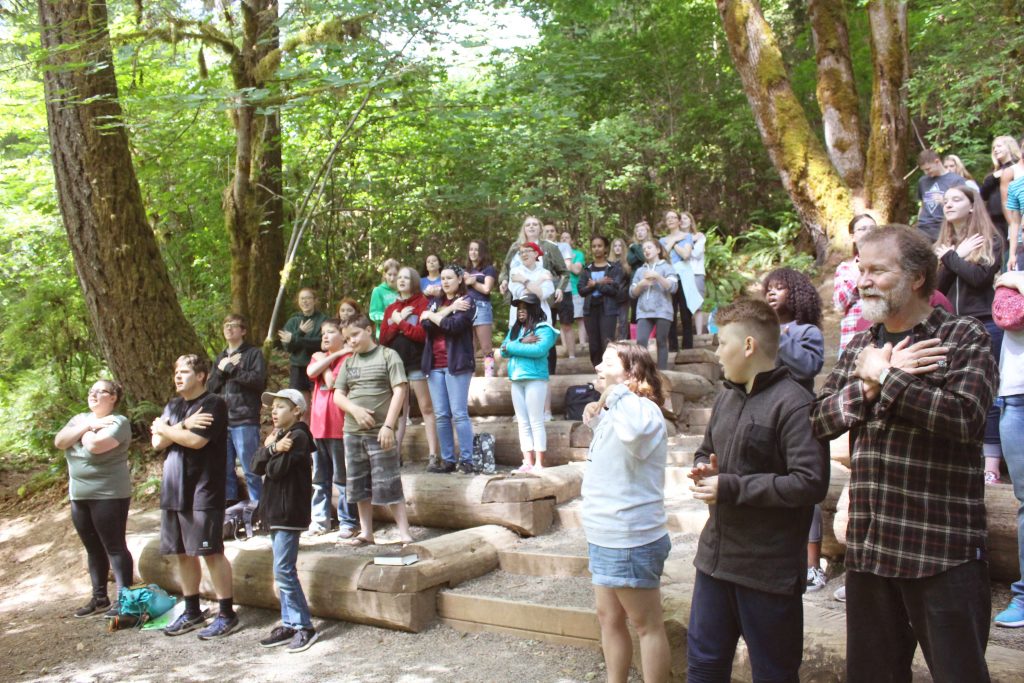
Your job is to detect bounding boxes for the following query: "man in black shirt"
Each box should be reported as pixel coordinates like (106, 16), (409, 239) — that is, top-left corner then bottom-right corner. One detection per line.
(151, 354), (237, 639)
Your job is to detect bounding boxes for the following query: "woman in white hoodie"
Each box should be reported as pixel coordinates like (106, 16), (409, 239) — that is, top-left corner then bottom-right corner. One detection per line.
(582, 341), (670, 683)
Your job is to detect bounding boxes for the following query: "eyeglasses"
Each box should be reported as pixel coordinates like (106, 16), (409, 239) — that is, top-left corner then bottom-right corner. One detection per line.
(223, 323), (243, 329)
(88, 389), (112, 397)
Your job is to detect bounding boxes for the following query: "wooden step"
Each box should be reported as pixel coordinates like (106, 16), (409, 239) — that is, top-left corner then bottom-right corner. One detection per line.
(437, 571), (601, 649)
(402, 419), (596, 467)
(498, 550), (590, 578)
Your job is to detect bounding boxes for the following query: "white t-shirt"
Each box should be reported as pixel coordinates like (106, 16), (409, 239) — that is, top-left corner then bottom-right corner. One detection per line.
(508, 262), (555, 324)
(1000, 328), (1024, 396)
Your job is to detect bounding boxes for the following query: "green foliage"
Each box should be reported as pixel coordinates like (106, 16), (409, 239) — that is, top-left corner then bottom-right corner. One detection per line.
(738, 212), (817, 275)
(701, 226), (750, 312)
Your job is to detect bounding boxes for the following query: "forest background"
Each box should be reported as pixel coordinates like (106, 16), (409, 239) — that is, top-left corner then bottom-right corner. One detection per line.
(0, 0), (1021, 492)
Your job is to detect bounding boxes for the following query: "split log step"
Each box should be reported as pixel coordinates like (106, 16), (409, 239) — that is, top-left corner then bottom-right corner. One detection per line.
(127, 536), (436, 632)
(401, 419), (596, 467)
(437, 580), (601, 649)
(497, 550), (590, 578)
(465, 373), (713, 418)
(374, 465), (585, 536)
(129, 525), (521, 633)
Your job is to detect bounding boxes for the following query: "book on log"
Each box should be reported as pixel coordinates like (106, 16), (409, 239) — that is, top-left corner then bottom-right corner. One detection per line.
(373, 553), (419, 566)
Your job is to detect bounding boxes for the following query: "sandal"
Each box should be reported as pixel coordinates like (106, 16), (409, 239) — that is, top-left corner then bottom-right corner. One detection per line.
(516, 463), (533, 473)
(340, 535), (374, 548)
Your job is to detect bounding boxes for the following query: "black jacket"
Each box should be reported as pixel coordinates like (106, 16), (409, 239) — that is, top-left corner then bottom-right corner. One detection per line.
(207, 342), (267, 426)
(693, 366), (829, 595)
(937, 242), (1001, 321)
(579, 261), (628, 316)
(421, 297), (477, 375)
(252, 422), (313, 530)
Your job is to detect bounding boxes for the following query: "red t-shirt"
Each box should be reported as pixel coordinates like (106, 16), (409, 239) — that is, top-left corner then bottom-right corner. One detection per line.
(308, 352), (349, 439)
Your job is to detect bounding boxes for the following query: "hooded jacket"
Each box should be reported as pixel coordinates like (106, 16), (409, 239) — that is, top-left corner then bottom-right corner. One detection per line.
(693, 366), (829, 595)
(252, 421), (313, 530)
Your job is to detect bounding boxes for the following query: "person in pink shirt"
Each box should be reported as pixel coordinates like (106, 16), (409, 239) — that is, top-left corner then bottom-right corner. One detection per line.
(305, 318), (358, 539)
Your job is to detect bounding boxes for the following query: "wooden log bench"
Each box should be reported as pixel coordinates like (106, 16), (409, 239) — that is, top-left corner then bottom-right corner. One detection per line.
(373, 464), (585, 536)
(128, 525), (518, 633)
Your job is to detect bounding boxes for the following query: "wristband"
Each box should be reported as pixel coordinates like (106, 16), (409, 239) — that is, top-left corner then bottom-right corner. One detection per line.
(383, 424), (395, 432)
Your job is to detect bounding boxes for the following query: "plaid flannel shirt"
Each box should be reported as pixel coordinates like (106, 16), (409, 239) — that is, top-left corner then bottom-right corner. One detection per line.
(833, 259), (863, 352)
(812, 306), (996, 578)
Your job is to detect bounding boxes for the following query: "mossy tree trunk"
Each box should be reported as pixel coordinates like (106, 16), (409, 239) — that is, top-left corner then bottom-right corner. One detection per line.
(808, 0), (866, 208)
(716, 0), (853, 259)
(38, 0), (203, 405)
(223, 0), (285, 343)
(864, 0), (911, 223)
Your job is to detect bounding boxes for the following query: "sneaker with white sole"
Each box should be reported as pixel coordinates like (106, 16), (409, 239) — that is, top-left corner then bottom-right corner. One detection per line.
(164, 611), (209, 636)
(833, 585), (846, 602)
(806, 566), (827, 593)
(197, 612), (239, 640)
(994, 601), (1024, 628)
(260, 626), (296, 647)
(287, 628), (319, 653)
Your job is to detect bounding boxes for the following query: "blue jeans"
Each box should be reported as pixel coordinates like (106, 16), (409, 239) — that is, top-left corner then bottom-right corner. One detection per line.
(225, 424), (261, 503)
(271, 530), (312, 630)
(312, 438), (358, 531)
(1000, 394), (1024, 603)
(687, 570), (803, 683)
(428, 368), (474, 465)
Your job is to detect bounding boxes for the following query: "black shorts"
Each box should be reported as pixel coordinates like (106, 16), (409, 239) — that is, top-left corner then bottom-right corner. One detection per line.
(160, 509), (225, 556)
(289, 364), (312, 392)
(557, 292), (575, 325)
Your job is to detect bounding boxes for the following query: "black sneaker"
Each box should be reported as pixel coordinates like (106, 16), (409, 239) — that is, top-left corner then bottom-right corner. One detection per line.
(197, 612), (239, 640)
(74, 598), (111, 618)
(164, 611), (209, 636)
(287, 628), (319, 653)
(455, 461), (474, 475)
(260, 626), (296, 648)
(104, 604), (120, 618)
(427, 461), (456, 474)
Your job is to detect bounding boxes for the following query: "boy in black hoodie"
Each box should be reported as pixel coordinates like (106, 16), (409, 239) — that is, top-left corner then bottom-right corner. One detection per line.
(252, 389), (318, 653)
(686, 299), (829, 682)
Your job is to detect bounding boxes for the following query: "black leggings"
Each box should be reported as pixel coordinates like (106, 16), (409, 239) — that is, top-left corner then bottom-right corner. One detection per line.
(71, 498), (134, 601)
(667, 284), (693, 351)
(585, 309), (619, 368)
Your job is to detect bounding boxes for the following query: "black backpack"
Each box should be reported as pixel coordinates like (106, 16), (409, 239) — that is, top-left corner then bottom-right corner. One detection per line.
(564, 383), (601, 421)
(223, 500), (262, 541)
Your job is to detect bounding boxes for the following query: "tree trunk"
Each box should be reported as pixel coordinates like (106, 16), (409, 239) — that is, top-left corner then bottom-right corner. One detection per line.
(38, 0), (203, 405)
(808, 0), (866, 208)
(716, 0), (853, 256)
(864, 0), (911, 223)
(224, 0), (285, 342)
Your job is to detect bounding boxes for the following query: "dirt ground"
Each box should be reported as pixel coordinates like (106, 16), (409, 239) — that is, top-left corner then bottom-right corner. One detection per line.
(0, 502), (619, 683)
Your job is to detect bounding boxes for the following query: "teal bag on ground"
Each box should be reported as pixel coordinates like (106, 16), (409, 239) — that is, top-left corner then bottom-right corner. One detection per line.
(118, 584), (177, 624)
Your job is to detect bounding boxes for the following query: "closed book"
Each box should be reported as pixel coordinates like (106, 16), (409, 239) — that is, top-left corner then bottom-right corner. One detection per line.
(373, 552), (419, 566)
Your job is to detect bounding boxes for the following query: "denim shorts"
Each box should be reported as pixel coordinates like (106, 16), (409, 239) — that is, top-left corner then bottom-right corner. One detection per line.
(473, 299), (494, 326)
(588, 533), (671, 589)
(406, 368), (426, 382)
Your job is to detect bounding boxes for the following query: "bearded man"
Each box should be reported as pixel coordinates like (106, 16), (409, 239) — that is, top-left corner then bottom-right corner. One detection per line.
(811, 225), (997, 683)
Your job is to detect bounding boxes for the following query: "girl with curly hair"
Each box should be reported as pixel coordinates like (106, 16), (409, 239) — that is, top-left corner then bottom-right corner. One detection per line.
(763, 266), (827, 594)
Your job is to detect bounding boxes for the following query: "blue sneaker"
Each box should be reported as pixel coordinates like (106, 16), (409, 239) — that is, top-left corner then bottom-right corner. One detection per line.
(994, 601), (1024, 628)
(164, 610), (209, 636)
(197, 612), (239, 640)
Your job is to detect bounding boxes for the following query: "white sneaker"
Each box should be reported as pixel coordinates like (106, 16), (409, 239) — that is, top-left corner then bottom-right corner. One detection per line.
(806, 566), (827, 592)
(833, 585), (846, 602)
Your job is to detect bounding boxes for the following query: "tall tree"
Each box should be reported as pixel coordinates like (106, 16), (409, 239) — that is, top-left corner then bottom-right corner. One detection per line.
(38, 0), (204, 404)
(716, 0), (911, 255)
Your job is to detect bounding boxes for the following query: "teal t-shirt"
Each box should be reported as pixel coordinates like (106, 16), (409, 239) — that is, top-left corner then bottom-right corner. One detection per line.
(570, 249), (585, 296)
(65, 413), (132, 500)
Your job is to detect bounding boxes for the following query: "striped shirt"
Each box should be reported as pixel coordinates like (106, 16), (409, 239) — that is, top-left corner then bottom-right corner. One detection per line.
(811, 307), (996, 578)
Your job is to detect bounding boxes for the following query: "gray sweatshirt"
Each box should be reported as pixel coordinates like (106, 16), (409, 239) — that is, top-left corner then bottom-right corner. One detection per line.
(581, 384), (668, 548)
(629, 261), (678, 321)
(777, 322), (825, 393)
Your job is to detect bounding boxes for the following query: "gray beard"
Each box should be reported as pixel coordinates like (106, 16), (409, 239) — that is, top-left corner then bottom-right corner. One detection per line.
(860, 278), (913, 323)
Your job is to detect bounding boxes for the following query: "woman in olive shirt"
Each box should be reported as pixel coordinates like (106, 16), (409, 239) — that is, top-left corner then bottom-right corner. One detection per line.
(55, 379), (133, 618)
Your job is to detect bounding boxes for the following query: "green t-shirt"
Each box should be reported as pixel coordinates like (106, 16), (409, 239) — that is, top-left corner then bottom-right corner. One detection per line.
(64, 413), (132, 500)
(570, 249), (586, 296)
(335, 345), (408, 435)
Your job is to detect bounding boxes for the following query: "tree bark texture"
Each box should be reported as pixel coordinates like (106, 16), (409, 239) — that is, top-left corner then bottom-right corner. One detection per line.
(716, 0), (853, 258)
(864, 0), (911, 223)
(808, 0), (866, 205)
(223, 0), (285, 343)
(38, 0), (203, 405)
